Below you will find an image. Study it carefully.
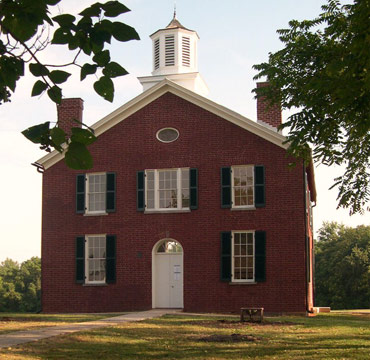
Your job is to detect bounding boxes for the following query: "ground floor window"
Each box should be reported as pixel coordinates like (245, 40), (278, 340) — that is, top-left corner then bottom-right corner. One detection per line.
(232, 231), (254, 282)
(86, 235), (106, 284)
(76, 235), (116, 285)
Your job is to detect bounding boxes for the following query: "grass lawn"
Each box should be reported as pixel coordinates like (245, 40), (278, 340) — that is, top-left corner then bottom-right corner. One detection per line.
(0, 312), (369, 359)
(0, 313), (125, 335)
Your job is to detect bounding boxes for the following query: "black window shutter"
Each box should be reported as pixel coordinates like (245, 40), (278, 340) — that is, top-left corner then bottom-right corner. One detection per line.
(106, 172), (116, 212)
(106, 235), (116, 283)
(137, 171), (145, 211)
(255, 231), (266, 282)
(221, 231), (232, 282)
(255, 165), (265, 207)
(221, 167), (231, 208)
(189, 168), (198, 210)
(76, 174), (85, 213)
(76, 236), (85, 284)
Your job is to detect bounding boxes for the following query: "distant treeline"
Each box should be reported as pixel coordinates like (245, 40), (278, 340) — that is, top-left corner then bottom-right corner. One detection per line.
(315, 222), (370, 310)
(0, 257), (41, 312)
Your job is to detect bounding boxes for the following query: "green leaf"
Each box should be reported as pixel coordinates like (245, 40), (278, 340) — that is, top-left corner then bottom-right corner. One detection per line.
(80, 63), (97, 81)
(29, 63), (49, 77)
(51, 28), (72, 44)
(22, 122), (50, 144)
(52, 14), (76, 27)
(65, 142), (94, 169)
(48, 70), (71, 84)
(103, 61), (128, 78)
(70, 127), (97, 146)
(31, 80), (48, 96)
(94, 76), (114, 102)
(0, 56), (24, 93)
(93, 50), (111, 66)
(47, 86), (62, 104)
(46, 0), (62, 5)
(111, 22), (140, 42)
(50, 127), (66, 151)
(102, 1), (130, 17)
(79, 3), (103, 17)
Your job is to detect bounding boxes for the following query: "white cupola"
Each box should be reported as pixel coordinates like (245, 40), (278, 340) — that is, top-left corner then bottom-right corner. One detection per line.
(138, 12), (209, 96)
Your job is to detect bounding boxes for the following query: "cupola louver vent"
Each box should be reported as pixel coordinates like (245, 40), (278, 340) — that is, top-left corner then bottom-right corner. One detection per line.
(165, 35), (175, 66)
(182, 36), (190, 67)
(154, 38), (160, 70)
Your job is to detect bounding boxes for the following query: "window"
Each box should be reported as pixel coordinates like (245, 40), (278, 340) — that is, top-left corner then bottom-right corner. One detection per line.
(76, 173), (116, 214)
(157, 240), (183, 253)
(146, 168), (189, 210)
(76, 235), (116, 285)
(86, 235), (106, 284)
(232, 232), (254, 282)
(221, 166), (265, 208)
(156, 128), (179, 143)
(232, 166), (254, 208)
(87, 174), (106, 213)
(220, 231), (266, 283)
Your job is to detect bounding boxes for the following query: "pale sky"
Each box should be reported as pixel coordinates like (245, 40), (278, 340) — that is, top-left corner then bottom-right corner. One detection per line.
(0, 0), (368, 263)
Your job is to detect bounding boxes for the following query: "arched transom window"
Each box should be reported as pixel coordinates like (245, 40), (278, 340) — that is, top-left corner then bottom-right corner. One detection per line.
(157, 240), (183, 253)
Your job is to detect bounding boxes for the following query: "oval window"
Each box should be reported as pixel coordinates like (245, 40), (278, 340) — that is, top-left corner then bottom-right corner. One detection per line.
(156, 128), (179, 143)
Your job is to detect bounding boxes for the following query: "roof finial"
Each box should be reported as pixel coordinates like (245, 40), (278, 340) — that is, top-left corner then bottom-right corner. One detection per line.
(173, 2), (177, 19)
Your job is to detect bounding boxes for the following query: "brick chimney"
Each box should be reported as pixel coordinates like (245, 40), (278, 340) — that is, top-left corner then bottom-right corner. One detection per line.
(256, 82), (282, 130)
(57, 98), (84, 135)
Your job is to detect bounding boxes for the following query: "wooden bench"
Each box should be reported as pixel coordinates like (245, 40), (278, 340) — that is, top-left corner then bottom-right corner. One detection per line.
(240, 307), (264, 322)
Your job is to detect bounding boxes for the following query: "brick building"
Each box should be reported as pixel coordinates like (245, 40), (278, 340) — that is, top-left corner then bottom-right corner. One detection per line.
(37, 15), (316, 314)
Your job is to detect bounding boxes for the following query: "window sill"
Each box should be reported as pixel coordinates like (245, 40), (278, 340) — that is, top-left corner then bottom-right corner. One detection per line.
(229, 281), (257, 285)
(83, 283), (108, 287)
(231, 207), (256, 211)
(83, 212), (108, 217)
(144, 209), (191, 214)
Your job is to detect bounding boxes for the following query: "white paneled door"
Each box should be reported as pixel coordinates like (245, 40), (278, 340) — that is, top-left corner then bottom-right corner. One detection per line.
(154, 253), (183, 308)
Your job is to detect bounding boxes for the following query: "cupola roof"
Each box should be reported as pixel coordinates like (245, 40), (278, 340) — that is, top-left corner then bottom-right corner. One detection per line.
(150, 11), (196, 37)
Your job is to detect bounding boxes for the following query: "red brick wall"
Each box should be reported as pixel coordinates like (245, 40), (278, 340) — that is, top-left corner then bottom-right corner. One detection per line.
(57, 98), (83, 136)
(256, 82), (282, 128)
(41, 92), (308, 313)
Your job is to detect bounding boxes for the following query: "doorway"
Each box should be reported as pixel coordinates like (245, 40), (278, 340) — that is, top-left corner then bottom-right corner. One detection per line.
(152, 239), (183, 308)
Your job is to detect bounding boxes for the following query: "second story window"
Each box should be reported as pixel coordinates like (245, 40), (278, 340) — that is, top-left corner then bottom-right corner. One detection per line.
(146, 168), (189, 210)
(76, 172), (116, 215)
(232, 166), (254, 208)
(137, 168), (198, 212)
(221, 165), (265, 209)
(87, 173), (106, 213)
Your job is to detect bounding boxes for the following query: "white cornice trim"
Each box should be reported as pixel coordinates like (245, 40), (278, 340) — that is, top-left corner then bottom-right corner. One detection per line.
(37, 79), (288, 169)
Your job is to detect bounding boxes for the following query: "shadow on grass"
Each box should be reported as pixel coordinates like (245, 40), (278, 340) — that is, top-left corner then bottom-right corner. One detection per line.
(0, 313), (369, 360)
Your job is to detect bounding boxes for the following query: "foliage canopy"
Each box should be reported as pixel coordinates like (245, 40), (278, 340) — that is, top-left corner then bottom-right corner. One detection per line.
(0, 0), (139, 169)
(253, 0), (370, 215)
(315, 222), (370, 309)
(0, 257), (41, 312)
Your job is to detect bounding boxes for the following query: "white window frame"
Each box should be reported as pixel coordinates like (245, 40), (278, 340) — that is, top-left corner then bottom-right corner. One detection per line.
(231, 231), (255, 283)
(85, 234), (107, 285)
(231, 165), (255, 209)
(145, 168), (190, 211)
(85, 172), (107, 215)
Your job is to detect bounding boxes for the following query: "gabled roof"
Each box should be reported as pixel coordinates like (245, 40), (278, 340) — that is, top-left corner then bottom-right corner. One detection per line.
(37, 79), (288, 170)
